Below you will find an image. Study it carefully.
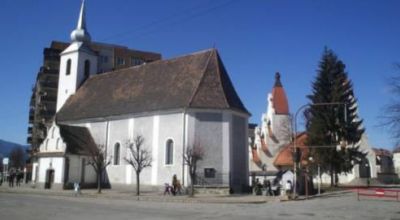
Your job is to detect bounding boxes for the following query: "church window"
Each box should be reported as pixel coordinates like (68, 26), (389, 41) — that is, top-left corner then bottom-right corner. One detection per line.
(45, 139), (49, 151)
(116, 57), (125, 66)
(56, 138), (61, 150)
(66, 59), (71, 75)
(114, 143), (120, 165)
(165, 139), (174, 165)
(84, 60), (90, 80)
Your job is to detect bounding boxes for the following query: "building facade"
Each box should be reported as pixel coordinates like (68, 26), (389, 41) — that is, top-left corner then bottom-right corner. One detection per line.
(28, 40), (161, 154)
(249, 72), (378, 186)
(32, 2), (250, 193)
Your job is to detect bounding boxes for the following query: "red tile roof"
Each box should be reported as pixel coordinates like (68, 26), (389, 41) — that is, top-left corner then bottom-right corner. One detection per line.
(273, 133), (309, 167)
(271, 72), (289, 114)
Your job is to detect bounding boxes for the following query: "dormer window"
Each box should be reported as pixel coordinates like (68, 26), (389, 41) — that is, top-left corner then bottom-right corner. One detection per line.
(66, 59), (71, 75)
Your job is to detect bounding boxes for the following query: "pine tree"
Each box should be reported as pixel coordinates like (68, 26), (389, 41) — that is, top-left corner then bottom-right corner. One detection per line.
(305, 48), (366, 186)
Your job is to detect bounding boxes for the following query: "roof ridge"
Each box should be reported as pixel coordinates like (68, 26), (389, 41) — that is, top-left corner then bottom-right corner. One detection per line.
(187, 50), (216, 106)
(213, 50), (230, 108)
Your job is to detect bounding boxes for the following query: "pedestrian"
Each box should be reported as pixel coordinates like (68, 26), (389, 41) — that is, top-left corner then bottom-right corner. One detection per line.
(74, 182), (81, 196)
(172, 174), (178, 196)
(265, 180), (273, 196)
(9, 170), (15, 188)
(285, 180), (292, 197)
(163, 183), (172, 195)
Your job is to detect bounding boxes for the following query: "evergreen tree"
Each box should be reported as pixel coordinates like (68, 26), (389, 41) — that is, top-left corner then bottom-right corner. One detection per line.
(305, 48), (366, 186)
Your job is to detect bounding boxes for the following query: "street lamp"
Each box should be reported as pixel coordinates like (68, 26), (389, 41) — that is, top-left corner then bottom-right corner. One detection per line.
(292, 102), (347, 198)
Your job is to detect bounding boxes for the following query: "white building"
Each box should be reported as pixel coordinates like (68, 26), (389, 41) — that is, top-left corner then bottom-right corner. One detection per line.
(32, 2), (250, 192)
(394, 148), (400, 177)
(249, 72), (377, 186)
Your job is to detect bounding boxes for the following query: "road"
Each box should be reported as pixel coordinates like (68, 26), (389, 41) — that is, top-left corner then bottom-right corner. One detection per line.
(0, 191), (399, 220)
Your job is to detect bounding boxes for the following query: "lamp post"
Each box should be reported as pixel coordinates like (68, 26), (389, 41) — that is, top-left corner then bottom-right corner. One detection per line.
(292, 102), (347, 199)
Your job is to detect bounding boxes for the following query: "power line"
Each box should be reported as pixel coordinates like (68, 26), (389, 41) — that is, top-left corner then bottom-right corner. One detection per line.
(100, 0), (237, 42)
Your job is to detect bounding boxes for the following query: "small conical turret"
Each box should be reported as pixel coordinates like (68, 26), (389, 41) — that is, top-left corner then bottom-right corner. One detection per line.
(70, 0), (91, 43)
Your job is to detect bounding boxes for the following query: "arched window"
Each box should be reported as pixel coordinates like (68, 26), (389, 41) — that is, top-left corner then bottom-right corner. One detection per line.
(45, 139), (49, 151)
(84, 60), (90, 80)
(66, 59), (71, 75)
(165, 139), (174, 165)
(56, 138), (61, 150)
(114, 143), (120, 165)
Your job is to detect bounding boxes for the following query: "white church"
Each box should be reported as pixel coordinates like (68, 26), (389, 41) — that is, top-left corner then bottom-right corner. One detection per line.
(249, 72), (377, 185)
(32, 1), (250, 193)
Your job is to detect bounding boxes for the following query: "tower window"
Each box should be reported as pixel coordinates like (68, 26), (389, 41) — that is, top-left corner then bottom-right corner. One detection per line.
(66, 59), (71, 75)
(165, 139), (174, 165)
(114, 142), (120, 165)
(84, 60), (90, 79)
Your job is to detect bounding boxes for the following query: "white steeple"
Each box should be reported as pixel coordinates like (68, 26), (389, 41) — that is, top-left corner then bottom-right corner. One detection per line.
(56, 0), (98, 112)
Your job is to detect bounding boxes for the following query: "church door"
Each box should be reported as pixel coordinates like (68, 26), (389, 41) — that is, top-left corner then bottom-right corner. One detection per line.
(45, 169), (55, 189)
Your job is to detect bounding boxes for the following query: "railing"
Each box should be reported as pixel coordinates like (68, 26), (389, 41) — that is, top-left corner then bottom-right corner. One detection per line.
(356, 188), (400, 202)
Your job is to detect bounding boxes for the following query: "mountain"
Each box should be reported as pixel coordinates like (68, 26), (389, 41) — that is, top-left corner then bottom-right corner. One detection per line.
(0, 139), (28, 158)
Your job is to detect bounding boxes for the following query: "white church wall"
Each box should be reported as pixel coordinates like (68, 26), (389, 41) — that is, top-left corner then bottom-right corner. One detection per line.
(192, 112), (224, 184)
(66, 155), (96, 184)
(157, 113), (184, 186)
(38, 157), (65, 184)
(131, 115), (154, 185)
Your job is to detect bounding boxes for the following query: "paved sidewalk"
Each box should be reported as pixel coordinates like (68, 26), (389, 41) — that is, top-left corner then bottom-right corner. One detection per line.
(0, 183), (283, 204)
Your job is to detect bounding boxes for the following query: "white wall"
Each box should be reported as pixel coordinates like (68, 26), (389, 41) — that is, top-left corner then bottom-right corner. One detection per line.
(38, 157), (65, 184)
(394, 153), (400, 176)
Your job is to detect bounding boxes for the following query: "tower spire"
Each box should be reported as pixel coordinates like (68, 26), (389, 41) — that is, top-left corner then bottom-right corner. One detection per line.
(70, 0), (91, 43)
(77, 0), (87, 30)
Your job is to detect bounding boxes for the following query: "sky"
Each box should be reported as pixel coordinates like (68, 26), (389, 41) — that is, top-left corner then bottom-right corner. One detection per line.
(0, 0), (399, 150)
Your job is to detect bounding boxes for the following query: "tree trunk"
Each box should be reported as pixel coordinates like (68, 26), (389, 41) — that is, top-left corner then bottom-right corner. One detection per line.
(330, 165), (334, 187)
(136, 172), (140, 196)
(189, 173), (194, 197)
(97, 170), (102, 194)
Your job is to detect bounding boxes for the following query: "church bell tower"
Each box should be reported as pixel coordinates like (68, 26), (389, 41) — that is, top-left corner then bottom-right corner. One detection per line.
(56, 0), (98, 111)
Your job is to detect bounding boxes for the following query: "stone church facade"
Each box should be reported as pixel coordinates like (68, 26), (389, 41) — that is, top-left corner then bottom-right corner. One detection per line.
(32, 1), (249, 193)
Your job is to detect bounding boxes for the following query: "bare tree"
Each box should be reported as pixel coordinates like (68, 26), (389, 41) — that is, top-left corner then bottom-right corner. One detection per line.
(382, 65), (400, 147)
(10, 146), (25, 169)
(125, 135), (152, 196)
(85, 144), (111, 193)
(183, 143), (205, 197)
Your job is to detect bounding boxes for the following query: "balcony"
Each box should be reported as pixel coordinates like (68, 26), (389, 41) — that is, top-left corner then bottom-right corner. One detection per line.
(41, 95), (57, 103)
(27, 136), (32, 144)
(28, 115), (34, 123)
(40, 81), (58, 89)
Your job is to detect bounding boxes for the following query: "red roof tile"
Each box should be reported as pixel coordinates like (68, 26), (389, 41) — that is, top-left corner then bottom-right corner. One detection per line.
(271, 72), (289, 114)
(273, 133), (309, 167)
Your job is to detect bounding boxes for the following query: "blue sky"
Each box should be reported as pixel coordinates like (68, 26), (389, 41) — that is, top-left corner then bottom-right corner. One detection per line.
(0, 0), (399, 150)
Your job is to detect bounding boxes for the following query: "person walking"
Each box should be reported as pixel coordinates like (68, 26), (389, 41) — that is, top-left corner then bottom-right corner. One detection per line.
(74, 182), (81, 196)
(172, 174), (178, 196)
